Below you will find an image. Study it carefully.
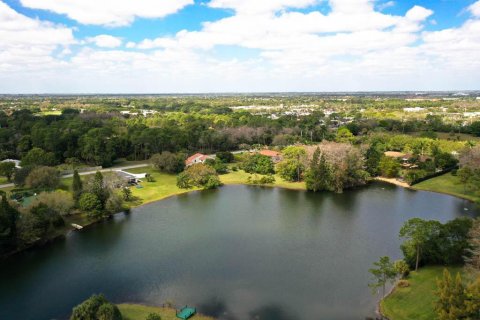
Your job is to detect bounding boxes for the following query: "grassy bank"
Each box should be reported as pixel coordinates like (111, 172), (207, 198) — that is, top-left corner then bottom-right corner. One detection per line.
(413, 173), (479, 203)
(381, 266), (462, 320)
(125, 166), (306, 207)
(118, 304), (214, 320)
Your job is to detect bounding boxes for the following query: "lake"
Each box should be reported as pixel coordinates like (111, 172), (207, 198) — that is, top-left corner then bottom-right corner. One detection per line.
(0, 183), (477, 320)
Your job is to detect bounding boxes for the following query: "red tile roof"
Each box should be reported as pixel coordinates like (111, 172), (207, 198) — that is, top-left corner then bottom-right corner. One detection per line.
(185, 153), (208, 165)
(260, 150), (281, 157)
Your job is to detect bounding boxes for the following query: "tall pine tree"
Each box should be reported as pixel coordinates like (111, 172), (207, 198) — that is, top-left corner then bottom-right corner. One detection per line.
(305, 148), (333, 192)
(72, 170), (83, 205)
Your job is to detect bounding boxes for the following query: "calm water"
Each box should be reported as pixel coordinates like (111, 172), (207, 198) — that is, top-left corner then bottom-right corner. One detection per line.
(0, 183), (478, 320)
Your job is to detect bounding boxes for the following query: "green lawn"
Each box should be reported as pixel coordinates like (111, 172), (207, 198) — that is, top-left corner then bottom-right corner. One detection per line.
(118, 304), (213, 320)
(0, 177), (8, 184)
(126, 166), (306, 207)
(381, 266), (462, 320)
(413, 173), (479, 202)
(127, 167), (201, 205)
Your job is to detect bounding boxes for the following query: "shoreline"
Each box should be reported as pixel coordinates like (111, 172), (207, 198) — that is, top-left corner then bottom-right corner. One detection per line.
(1, 176), (475, 260)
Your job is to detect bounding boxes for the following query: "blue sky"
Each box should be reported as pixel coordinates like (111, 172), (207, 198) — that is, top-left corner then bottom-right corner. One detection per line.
(0, 0), (479, 92)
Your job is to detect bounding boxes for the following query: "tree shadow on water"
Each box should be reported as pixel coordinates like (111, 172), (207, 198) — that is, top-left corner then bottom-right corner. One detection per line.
(198, 298), (238, 320)
(248, 304), (298, 320)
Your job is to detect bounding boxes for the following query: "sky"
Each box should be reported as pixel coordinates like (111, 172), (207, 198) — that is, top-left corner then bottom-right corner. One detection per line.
(0, 0), (479, 93)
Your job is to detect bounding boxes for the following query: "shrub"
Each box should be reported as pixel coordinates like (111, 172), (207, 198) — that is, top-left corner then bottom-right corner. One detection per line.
(70, 294), (122, 320)
(151, 152), (185, 174)
(25, 166), (60, 189)
(216, 151), (234, 163)
(105, 193), (124, 215)
(397, 279), (410, 288)
(146, 313), (162, 320)
(176, 164), (221, 190)
(29, 190), (74, 216)
(79, 193), (102, 212)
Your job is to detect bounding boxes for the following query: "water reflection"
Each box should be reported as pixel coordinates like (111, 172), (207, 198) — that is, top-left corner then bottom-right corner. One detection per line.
(0, 184), (478, 320)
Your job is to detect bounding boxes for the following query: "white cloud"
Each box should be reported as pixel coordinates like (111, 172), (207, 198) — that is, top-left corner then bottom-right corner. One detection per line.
(209, 0), (319, 14)
(87, 35), (122, 48)
(377, 1), (395, 11)
(1, 0), (480, 92)
(469, 1), (480, 17)
(0, 1), (74, 72)
(19, 0), (194, 26)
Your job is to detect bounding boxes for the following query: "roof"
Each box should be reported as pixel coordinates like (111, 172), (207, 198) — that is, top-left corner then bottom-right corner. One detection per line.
(115, 170), (146, 179)
(185, 153), (209, 164)
(384, 151), (407, 158)
(259, 150), (281, 157)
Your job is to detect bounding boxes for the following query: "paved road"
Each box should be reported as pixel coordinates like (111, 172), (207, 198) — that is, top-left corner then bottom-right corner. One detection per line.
(0, 163), (150, 189)
(62, 163), (150, 178)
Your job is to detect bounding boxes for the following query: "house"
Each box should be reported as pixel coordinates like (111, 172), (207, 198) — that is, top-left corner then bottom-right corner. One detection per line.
(384, 151), (431, 168)
(185, 153), (212, 166)
(259, 150), (283, 163)
(114, 170), (146, 186)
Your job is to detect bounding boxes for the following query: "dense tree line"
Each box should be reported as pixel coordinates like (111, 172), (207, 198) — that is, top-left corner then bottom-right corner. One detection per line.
(1, 103), (479, 169)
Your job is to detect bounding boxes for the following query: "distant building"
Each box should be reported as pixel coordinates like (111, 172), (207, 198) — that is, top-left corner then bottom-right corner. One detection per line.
(185, 153), (212, 166)
(259, 150), (282, 163)
(403, 107), (424, 112)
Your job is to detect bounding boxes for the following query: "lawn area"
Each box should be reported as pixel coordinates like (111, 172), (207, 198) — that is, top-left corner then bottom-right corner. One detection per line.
(127, 167), (200, 205)
(0, 177), (8, 184)
(126, 166), (306, 207)
(381, 266), (462, 320)
(413, 173), (479, 202)
(118, 304), (213, 320)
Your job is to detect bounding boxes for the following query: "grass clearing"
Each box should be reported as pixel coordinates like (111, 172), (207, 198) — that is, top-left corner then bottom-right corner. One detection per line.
(381, 266), (462, 320)
(126, 166), (306, 207)
(413, 173), (479, 202)
(118, 304), (213, 320)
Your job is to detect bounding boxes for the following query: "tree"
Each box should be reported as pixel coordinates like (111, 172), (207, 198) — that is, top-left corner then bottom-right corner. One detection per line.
(21, 147), (57, 167)
(216, 151), (234, 163)
(145, 313), (162, 320)
(70, 294), (122, 320)
(400, 218), (435, 271)
(393, 260), (410, 279)
(13, 166), (33, 187)
(205, 158), (228, 174)
(305, 148), (333, 192)
(241, 154), (275, 175)
(464, 277), (480, 318)
(369, 256), (396, 299)
(25, 166), (60, 189)
(276, 146), (307, 182)
(436, 270), (468, 320)
(0, 162), (15, 182)
(176, 164), (221, 190)
(105, 193), (124, 215)
(365, 142), (383, 176)
(465, 219), (480, 277)
(0, 192), (18, 254)
(378, 156), (400, 178)
(122, 187), (132, 201)
(72, 170), (83, 205)
(79, 193), (102, 213)
(335, 127), (354, 143)
(29, 191), (74, 216)
(151, 152), (185, 174)
(86, 172), (109, 209)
